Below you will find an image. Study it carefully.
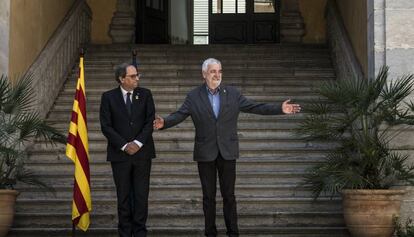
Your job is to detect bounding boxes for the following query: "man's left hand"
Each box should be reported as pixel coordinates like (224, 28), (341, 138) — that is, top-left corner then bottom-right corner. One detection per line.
(282, 99), (301, 114)
(125, 142), (140, 155)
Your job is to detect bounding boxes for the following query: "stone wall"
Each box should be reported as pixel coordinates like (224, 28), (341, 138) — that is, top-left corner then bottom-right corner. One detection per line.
(0, 0), (10, 75)
(86, 0), (117, 44)
(374, 0), (414, 221)
(8, 0), (75, 79)
(336, 0), (368, 77)
(326, 1), (364, 82)
(374, 0), (414, 78)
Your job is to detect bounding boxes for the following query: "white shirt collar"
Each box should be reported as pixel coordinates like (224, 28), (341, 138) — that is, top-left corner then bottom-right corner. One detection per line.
(120, 86), (133, 97)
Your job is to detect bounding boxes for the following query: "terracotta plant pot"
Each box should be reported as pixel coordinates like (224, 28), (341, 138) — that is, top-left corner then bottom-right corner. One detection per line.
(0, 190), (19, 237)
(341, 189), (406, 237)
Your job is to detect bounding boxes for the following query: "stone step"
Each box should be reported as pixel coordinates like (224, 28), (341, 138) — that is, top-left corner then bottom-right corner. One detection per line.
(8, 226), (350, 237)
(26, 156), (323, 173)
(59, 89), (314, 99)
(30, 148), (329, 162)
(83, 49), (331, 57)
(13, 211), (345, 228)
(83, 57), (332, 66)
(16, 197), (342, 214)
(61, 83), (319, 93)
(44, 115), (308, 128)
(48, 121), (308, 134)
(65, 76), (333, 86)
(18, 170), (312, 187)
(83, 60), (334, 68)
(46, 126), (305, 138)
(29, 139), (336, 153)
(29, 149), (332, 161)
(18, 183), (326, 199)
(13, 43), (345, 236)
(85, 43), (330, 52)
(54, 95), (324, 106)
(57, 100), (320, 111)
(73, 69), (335, 78)
(84, 52), (331, 60)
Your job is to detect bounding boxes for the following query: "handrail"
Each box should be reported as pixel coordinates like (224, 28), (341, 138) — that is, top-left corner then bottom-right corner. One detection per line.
(25, 0), (92, 118)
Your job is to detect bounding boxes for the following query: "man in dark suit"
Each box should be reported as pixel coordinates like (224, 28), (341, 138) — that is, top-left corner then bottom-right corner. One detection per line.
(100, 63), (155, 237)
(153, 58), (301, 237)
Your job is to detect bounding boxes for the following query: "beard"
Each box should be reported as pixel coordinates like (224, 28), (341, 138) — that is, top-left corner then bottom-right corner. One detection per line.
(207, 78), (221, 90)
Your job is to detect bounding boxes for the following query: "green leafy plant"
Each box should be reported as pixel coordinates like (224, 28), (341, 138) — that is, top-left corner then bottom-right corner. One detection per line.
(0, 73), (65, 190)
(395, 217), (414, 237)
(298, 66), (414, 198)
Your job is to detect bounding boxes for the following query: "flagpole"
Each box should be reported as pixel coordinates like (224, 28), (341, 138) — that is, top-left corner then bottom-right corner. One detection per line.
(71, 48), (84, 237)
(72, 222), (76, 237)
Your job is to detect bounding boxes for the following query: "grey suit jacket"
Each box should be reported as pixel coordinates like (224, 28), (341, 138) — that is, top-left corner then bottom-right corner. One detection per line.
(163, 84), (283, 161)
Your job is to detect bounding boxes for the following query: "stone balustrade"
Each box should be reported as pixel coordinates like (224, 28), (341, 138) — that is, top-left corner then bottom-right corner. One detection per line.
(325, 0), (364, 81)
(25, 0), (92, 119)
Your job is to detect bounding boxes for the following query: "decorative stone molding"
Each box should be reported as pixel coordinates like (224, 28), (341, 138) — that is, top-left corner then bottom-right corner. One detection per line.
(325, 0), (364, 81)
(25, 0), (92, 119)
(280, 0), (305, 43)
(109, 0), (135, 43)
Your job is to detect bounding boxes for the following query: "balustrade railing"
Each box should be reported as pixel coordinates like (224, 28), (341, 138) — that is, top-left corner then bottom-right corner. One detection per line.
(25, 0), (92, 118)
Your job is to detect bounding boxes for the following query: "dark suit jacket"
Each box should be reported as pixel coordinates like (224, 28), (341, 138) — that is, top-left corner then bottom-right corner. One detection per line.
(163, 84), (283, 161)
(100, 86), (156, 162)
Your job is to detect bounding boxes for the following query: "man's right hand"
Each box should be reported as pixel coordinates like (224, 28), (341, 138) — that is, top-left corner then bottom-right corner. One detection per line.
(153, 115), (164, 130)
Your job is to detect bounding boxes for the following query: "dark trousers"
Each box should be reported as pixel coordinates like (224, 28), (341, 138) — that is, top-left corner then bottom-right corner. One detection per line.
(197, 154), (239, 237)
(111, 158), (152, 237)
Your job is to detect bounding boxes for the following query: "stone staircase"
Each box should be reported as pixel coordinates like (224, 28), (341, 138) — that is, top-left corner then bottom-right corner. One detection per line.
(10, 44), (350, 236)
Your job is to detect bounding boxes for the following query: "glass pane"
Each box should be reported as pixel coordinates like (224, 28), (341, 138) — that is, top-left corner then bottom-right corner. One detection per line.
(237, 0), (246, 13)
(254, 0), (275, 13)
(146, 0), (151, 7)
(212, 0), (221, 13)
(223, 0), (236, 13)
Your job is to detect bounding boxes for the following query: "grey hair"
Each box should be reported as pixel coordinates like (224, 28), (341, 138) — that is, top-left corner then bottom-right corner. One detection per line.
(202, 58), (221, 72)
(115, 63), (136, 83)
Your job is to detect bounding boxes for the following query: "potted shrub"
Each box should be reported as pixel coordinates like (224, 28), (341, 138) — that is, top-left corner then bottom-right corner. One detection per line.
(298, 66), (414, 237)
(0, 74), (65, 237)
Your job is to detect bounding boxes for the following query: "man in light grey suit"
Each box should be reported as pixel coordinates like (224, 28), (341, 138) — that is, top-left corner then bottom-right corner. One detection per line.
(153, 58), (301, 237)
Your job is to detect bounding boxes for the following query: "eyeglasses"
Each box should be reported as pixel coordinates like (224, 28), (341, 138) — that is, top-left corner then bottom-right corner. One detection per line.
(125, 73), (142, 80)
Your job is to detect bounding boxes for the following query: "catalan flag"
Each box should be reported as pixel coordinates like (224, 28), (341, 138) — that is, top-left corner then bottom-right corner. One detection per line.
(66, 54), (91, 231)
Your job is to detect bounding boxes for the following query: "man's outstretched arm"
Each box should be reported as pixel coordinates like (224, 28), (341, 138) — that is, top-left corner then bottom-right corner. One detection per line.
(154, 95), (192, 130)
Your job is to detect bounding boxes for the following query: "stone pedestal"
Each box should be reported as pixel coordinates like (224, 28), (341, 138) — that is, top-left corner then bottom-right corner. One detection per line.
(109, 0), (135, 43)
(280, 0), (305, 43)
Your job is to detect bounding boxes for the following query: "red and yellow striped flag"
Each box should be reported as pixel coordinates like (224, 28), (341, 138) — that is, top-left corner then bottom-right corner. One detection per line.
(66, 55), (91, 231)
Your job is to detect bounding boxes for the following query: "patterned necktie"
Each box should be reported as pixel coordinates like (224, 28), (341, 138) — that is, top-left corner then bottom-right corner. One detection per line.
(126, 92), (132, 115)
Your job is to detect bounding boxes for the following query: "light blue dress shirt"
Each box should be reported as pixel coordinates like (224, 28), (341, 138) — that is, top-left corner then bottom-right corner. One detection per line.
(206, 86), (220, 118)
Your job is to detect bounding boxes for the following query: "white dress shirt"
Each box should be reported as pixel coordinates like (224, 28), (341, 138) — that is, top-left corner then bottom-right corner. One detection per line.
(120, 86), (143, 151)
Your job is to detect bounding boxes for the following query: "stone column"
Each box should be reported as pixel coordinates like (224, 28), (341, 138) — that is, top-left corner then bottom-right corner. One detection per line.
(109, 0), (135, 43)
(0, 0), (10, 74)
(280, 0), (305, 43)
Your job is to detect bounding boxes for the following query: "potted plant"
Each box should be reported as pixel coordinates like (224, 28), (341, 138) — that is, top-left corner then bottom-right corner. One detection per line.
(298, 66), (414, 237)
(0, 73), (65, 237)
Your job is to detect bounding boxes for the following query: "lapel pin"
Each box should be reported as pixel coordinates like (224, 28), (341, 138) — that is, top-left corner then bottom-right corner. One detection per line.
(223, 89), (226, 93)
(135, 93), (140, 100)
